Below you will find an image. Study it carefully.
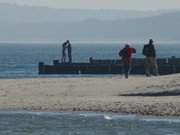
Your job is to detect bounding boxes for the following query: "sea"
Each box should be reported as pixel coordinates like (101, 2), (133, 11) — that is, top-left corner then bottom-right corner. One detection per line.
(0, 42), (179, 78)
(1, 43), (180, 135)
(0, 111), (180, 135)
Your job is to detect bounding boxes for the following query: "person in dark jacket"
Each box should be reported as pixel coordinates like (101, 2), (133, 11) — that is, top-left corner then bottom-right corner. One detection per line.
(119, 44), (136, 78)
(143, 39), (159, 76)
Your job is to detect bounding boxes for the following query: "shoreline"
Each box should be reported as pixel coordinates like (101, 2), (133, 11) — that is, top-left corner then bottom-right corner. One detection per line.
(0, 74), (180, 116)
(1, 110), (180, 122)
(0, 110), (180, 119)
(0, 98), (179, 116)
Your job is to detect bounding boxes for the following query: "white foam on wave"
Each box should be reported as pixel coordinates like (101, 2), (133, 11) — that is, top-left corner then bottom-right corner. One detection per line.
(103, 114), (137, 120)
(79, 112), (137, 120)
(79, 112), (180, 123)
(104, 115), (112, 120)
(79, 113), (105, 117)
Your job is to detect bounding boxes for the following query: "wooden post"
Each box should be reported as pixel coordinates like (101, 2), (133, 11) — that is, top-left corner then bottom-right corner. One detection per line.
(39, 62), (44, 74)
(166, 58), (169, 63)
(108, 64), (111, 73)
(53, 60), (59, 65)
(89, 57), (93, 64)
(171, 56), (176, 73)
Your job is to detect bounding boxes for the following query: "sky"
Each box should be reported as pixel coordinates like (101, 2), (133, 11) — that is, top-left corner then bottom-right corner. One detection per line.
(0, 0), (180, 10)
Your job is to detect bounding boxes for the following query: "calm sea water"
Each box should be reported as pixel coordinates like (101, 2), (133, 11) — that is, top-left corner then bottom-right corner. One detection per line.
(0, 112), (180, 135)
(0, 43), (179, 78)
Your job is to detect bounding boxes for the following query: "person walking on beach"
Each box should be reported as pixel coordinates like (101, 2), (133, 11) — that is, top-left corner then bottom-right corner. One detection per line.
(142, 39), (159, 76)
(119, 44), (136, 79)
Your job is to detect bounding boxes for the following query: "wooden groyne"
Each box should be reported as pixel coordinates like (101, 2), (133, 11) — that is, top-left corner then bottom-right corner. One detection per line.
(39, 56), (180, 75)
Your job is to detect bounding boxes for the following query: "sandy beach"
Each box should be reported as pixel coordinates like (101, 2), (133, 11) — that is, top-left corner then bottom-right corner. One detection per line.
(0, 74), (180, 116)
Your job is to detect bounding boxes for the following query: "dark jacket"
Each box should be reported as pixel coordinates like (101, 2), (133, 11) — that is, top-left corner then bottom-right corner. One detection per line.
(143, 44), (156, 57)
(119, 47), (136, 64)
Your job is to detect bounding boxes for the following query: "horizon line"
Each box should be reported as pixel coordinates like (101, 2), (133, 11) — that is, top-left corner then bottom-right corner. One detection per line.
(0, 40), (179, 45)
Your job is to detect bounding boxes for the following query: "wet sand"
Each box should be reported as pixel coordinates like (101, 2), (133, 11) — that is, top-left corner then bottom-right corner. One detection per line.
(0, 74), (180, 116)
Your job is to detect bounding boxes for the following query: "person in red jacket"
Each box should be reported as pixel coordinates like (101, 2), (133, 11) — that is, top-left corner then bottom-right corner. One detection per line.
(119, 44), (136, 78)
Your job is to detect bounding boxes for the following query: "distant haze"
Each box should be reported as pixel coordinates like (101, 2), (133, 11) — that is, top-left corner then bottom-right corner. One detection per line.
(0, 3), (180, 43)
(1, 0), (180, 10)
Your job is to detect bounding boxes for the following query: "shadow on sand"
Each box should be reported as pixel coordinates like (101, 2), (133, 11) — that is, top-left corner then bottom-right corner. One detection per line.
(120, 89), (180, 97)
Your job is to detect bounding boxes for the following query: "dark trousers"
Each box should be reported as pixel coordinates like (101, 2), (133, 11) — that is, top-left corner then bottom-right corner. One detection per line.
(68, 54), (72, 64)
(145, 57), (159, 76)
(61, 53), (66, 63)
(122, 62), (131, 79)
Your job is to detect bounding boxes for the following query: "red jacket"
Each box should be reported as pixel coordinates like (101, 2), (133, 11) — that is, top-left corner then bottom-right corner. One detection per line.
(119, 47), (136, 64)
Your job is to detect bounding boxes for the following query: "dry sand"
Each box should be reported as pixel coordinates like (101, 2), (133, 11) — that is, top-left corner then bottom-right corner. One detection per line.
(0, 74), (180, 116)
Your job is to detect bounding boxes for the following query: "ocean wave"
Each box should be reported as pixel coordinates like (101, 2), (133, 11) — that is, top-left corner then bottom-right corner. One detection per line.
(0, 111), (180, 123)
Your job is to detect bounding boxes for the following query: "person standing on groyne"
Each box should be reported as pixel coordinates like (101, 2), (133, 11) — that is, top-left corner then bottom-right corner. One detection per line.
(61, 40), (69, 63)
(67, 42), (72, 64)
(61, 40), (72, 63)
(142, 39), (159, 76)
(119, 44), (136, 78)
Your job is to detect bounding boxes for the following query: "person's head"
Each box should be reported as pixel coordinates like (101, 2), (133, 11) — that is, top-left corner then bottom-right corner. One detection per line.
(125, 44), (130, 48)
(149, 39), (154, 44)
(66, 40), (70, 43)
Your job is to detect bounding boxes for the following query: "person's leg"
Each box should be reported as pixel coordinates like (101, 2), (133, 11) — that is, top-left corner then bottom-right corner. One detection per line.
(145, 57), (151, 77)
(151, 58), (159, 76)
(128, 63), (132, 75)
(68, 54), (72, 63)
(70, 55), (72, 63)
(61, 53), (66, 63)
(124, 63), (129, 79)
(61, 55), (64, 63)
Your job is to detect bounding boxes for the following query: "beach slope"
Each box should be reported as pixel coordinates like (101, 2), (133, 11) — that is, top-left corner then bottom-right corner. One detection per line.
(0, 74), (180, 116)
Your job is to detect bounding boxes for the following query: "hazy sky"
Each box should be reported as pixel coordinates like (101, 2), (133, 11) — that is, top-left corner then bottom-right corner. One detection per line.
(1, 0), (180, 10)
